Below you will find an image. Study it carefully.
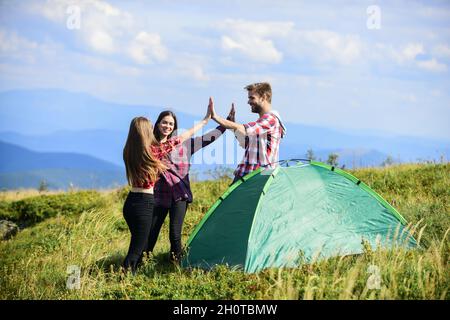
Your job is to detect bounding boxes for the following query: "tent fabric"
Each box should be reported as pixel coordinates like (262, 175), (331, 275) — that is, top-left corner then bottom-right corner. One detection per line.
(184, 171), (270, 269)
(182, 161), (417, 273)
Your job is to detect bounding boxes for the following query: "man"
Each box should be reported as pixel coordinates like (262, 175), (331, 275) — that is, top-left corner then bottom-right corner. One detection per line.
(209, 82), (286, 184)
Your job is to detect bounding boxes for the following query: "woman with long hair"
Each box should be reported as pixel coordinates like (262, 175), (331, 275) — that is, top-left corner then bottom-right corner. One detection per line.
(122, 102), (212, 274)
(147, 99), (235, 264)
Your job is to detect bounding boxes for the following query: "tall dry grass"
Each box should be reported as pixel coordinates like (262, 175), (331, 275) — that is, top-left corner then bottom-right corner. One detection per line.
(0, 163), (448, 299)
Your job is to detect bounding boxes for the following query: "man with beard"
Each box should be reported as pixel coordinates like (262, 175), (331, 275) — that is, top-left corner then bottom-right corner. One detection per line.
(209, 82), (286, 184)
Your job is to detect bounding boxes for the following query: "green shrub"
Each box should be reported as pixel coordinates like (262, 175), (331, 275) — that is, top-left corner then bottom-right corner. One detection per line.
(10, 191), (107, 223)
(0, 201), (15, 221)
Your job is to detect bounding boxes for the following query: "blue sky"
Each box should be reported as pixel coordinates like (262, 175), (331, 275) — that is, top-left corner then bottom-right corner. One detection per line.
(0, 0), (449, 140)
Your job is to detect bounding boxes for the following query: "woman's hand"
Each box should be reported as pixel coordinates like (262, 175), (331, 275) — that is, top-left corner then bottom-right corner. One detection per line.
(179, 98), (213, 143)
(206, 96), (215, 121)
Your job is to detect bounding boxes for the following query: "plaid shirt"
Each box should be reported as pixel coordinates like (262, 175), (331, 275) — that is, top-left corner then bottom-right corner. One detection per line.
(154, 126), (226, 208)
(134, 137), (182, 189)
(234, 112), (285, 178)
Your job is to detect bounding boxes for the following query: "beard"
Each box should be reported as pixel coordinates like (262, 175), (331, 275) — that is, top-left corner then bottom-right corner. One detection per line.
(251, 103), (263, 114)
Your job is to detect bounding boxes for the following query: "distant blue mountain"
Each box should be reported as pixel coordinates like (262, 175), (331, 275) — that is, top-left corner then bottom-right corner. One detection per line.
(0, 140), (125, 189)
(0, 169), (125, 190)
(0, 140), (121, 172)
(0, 130), (126, 166)
(279, 124), (450, 163)
(0, 88), (449, 175)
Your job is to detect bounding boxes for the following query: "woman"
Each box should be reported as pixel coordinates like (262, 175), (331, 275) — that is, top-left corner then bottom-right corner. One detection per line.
(147, 101), (235, 264)
(122, 102), (212, 274)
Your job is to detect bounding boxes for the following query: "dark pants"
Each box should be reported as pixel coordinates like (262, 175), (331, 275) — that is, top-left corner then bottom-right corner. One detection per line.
(146, 200), (188, 260)
(122, 192), (154, 273)
(231, 175), (242, 186)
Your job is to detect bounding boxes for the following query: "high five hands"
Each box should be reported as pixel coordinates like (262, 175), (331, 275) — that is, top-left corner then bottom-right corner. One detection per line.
(207, 97), (235, 122)
(207, 97), (215, 120)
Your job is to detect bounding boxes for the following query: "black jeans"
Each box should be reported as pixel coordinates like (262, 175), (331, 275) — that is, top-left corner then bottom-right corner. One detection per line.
(146, 200), (188, 260)
(122, 192), (154, 273)
(231, 175), (242, 186)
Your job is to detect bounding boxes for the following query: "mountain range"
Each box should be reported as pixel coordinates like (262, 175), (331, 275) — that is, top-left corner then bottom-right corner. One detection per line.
(0, 140), (125, 190)
(0, 88), (449, 189)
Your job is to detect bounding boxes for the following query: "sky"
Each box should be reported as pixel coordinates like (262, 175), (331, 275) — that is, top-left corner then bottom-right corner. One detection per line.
(0, 0), (449, 140)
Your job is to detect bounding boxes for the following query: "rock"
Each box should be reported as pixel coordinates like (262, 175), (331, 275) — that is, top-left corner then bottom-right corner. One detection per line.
(0, 220), (19, 240)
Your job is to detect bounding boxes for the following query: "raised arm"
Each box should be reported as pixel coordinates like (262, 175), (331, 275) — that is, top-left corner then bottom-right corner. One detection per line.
(209, 98), (246, 136)
(190, 104), (235, 155)
(178, 99), (212, 144)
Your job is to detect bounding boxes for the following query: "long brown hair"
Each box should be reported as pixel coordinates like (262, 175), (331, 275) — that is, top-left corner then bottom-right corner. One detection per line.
(153, 110), (178, 142)
(123, 117), (167, 186)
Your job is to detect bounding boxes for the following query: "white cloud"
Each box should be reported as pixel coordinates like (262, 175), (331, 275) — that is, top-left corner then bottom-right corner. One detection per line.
(401, 43), (425, 62)
(370, 42), (448, 73)
(292, 30), (363, 65)
(180, 63), (210, 82)
(2, 1), (450, 140)
(0, 30), (38, 53)
(128, 32), (168, 64)
(221, 35), (283, 64)
(417, 58), (448, 72)
(376, 43), (425, 65)
(28, 0), (128, 53)
(0, 29), (60, 64)
(29, 0), (67, 22)
(29, 0), (123, 22)
(172, 54), (210, 82)
(88, 30), (115, 54)
(432, 44), (450, 58)
(219, 19), (294, 64)
(220, 19), (294, 38)
(28, 0), (168, 64)
(91, 0), (121, 16)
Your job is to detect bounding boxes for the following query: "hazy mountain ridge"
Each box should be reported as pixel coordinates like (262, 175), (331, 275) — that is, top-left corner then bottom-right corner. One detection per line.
(0, 88), (449, 189)
(0, 140), (125, 189)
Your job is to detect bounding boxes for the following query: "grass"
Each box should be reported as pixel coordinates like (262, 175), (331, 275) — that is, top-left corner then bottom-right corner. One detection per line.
(0, 163), (448, 300)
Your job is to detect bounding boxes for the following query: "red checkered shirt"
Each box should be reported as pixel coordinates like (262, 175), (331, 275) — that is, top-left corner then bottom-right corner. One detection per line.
(154, 126), (226, 208)
(234, 112), (285, 178)
(134, 137), (182, 189)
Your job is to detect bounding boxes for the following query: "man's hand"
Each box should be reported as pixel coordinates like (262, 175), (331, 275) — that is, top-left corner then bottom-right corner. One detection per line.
(226, 103), (235, 121)
(209, 98), (246, 135)
(225, 103), (243, 146)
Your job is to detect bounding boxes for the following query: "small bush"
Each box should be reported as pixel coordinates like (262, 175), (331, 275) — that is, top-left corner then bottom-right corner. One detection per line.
(10, 190), (107, 223)
(0, 201), (15, 221)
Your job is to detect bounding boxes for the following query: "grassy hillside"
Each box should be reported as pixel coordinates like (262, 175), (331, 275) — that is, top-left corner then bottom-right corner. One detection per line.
(0, 163), (448, 300)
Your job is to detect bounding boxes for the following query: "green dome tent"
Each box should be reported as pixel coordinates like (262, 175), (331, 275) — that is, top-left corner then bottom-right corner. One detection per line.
(182, 160), (417, 273)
